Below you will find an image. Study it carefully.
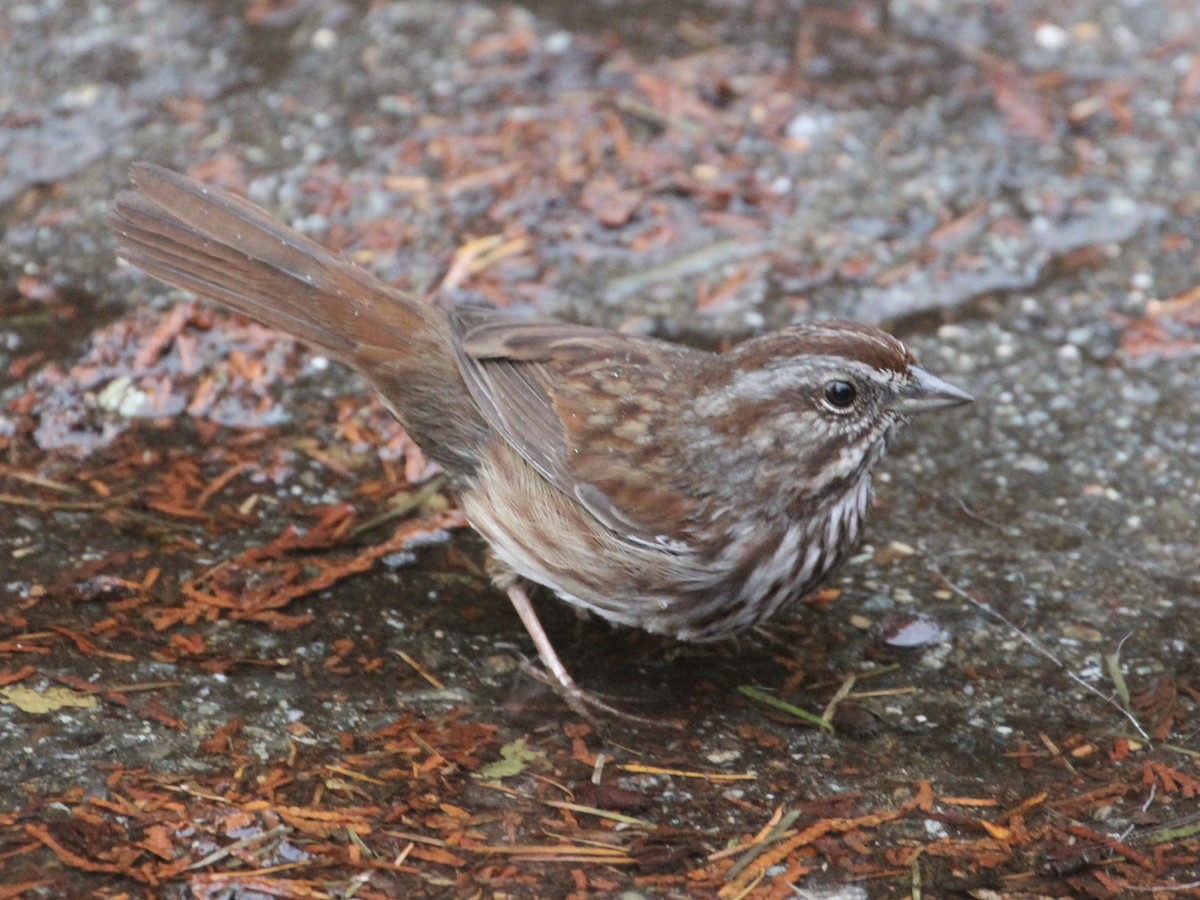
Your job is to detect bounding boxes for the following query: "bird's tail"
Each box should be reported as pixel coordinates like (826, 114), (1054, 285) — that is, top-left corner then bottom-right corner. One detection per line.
(109, 163), (488, 474)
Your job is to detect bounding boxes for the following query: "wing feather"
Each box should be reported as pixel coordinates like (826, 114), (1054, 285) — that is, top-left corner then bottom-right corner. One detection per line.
(450, 311), (708, 550)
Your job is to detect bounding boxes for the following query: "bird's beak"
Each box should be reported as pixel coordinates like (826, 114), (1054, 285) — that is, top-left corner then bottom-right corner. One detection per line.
(899, 366), (974, 412)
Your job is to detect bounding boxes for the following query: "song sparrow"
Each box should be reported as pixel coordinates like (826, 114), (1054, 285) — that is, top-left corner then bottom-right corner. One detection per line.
(109, 164), (972, 715)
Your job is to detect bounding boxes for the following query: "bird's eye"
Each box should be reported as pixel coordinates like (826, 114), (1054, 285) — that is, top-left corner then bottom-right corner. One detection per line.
(822, 379), (858, 411)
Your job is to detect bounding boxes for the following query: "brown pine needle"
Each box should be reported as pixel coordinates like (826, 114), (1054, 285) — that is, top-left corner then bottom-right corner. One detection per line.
(541, 799), (651, 826)
(324, 765), (386, 786)
(394, 649), (444, 689)
(618, 763), (757, 781)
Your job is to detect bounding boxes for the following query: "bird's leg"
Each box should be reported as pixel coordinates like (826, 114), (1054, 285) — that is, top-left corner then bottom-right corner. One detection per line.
(505, 583), (667, 725)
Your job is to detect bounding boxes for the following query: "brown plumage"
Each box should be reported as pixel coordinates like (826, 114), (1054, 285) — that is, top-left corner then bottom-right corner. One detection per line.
(109, 164), (972, 717)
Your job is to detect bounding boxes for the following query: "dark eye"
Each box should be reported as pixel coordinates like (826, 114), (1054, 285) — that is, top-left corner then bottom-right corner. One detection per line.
(822, 379), (858, 410)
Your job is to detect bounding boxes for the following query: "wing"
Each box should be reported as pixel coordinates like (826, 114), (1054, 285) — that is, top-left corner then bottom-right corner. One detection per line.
(450, 309), (710, 551)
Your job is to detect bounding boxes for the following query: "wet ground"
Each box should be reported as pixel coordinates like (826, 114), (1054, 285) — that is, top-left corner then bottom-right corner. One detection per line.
(1, 0), (1198, 897)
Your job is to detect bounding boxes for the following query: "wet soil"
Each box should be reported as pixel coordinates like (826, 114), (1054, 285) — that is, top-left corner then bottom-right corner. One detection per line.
(0, 0), (1198, 897)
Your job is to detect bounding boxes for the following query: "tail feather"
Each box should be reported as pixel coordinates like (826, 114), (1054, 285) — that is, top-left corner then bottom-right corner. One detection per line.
(109, 164), (489, 476)
(109, 163), (445, 356)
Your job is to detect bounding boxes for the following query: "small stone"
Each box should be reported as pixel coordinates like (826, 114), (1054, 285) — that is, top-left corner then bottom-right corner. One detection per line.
(1013, 455), (1050, 474)
(311, 27), (337, 50)
(705, 749), (741, 765)
(1061, 624), (1103, 643)
(95, 376), (149, 417)
(1034, 22), (1068, 50)
(484, 654), (518, 675)
(874, 541), (916, 564)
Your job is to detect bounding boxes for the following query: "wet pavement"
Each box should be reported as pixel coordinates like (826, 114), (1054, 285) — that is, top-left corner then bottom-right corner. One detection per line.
(0, 0), (1198, 896)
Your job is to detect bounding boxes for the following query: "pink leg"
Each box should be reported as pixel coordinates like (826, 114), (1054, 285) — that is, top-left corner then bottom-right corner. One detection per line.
(505, 584), (667, 724)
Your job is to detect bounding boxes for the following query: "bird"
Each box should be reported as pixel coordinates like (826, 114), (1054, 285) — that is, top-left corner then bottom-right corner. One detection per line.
(109, 163), (972, 717)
